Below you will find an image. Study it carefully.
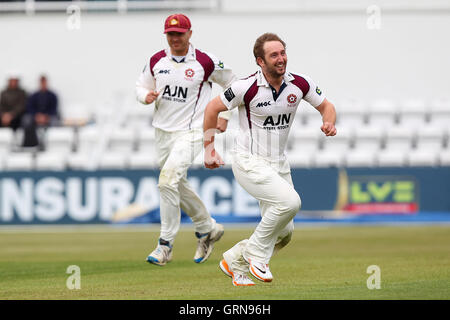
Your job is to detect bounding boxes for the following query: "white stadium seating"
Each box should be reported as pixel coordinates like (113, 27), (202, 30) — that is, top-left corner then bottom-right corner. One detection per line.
(321, 126), (353, 153)
(67, 152), (96, 171)
(135, 127), (156, 153)
(367, 99), (398, 128)
(44, 127), (75, 154)
(398, 99), (427, 127)
(289, 126), (322, 154)
(0, 127), (14, 154)
(352, 125), (384, 154)
(128, 152), (159, 169)
(407, 150), (438, 167)
(98, 152), (128, 170)
(376, 151), (407, 167)
(336, 99), (366, 128)
(439, 149), (450, 166)
(286, 150), (313, 168)
(429, 99), (450, 129)
(384, 126), (414, 153)
(0, 96), (448, 170)
(345, 151), (377, 168)
(4, 152), (34, 171)
(77, 125), (102, 153)
(415, 126), (445, 153)
(35, 152), (67, 171)
(313, 151), (344, 168)
(126, 101), (153, 129)
(299, 101), (323, 128)
(108, 127), (136, 153)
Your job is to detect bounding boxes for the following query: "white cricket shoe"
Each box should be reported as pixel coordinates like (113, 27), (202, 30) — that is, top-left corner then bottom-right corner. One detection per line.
(219, 259), (255, 287)
(248, 258), (273, 282)
(193, 223), (224, 263)
(146, 239), (173, 266)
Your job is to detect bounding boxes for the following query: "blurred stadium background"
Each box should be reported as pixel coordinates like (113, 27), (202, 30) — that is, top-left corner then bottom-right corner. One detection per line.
(0, 0), (449, 225)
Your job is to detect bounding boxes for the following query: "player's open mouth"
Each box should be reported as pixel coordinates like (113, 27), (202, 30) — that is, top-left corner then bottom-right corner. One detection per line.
(275, 64), (285, 71)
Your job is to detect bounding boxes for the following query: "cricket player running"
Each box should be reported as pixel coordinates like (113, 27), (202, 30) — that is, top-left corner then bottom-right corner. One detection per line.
(136, 13), (236, 266)
(203, 33), (337, 286)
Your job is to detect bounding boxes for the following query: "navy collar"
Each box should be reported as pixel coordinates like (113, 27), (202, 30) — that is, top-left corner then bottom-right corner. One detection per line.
(269, 82), (287, 101)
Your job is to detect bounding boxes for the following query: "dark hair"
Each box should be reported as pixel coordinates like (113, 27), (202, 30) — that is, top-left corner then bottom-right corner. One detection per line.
(253, 33), (286, 65)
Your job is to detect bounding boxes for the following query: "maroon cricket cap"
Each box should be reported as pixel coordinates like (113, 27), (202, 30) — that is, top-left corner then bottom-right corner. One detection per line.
(164, 13), (191, 33)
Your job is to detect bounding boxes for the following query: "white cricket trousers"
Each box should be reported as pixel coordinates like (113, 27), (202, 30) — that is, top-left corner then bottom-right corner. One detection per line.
(228, 153), (301, 269)
(155, 128), (215, 244)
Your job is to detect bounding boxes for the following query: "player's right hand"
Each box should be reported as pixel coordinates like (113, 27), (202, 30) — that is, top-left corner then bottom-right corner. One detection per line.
(145, 90), (159, 104)
(204, 148), (225, 169)
(216, 118), (228, 133)
(321, 122), (337, 136)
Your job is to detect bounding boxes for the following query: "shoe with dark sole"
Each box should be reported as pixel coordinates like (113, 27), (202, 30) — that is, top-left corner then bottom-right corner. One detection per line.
(194, 223), (224, 263)
(247, 258), (273, 282)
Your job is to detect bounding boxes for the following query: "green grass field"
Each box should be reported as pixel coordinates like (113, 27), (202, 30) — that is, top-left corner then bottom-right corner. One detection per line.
(0, 224), (449, 300)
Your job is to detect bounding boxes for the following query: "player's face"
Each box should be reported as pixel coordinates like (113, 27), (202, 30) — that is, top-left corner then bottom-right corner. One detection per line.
(261, 41), (287, 78)
(166, 30), (192, 56)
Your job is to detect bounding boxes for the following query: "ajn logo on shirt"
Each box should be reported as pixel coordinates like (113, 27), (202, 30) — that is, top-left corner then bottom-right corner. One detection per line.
(162, 85), (188, 102)
(263, 113), (292, 129)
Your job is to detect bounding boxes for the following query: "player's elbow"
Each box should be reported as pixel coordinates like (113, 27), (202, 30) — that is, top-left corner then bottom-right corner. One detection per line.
(323, 100), (336, 116)
(316, 99), (333, 113)
(206, 96), (226, 118)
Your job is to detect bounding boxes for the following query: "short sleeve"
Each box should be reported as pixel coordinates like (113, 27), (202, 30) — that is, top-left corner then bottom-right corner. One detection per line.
(204, 51), (237, 89)
(219, 79), (249, 110)
(302, 75), (325, 108)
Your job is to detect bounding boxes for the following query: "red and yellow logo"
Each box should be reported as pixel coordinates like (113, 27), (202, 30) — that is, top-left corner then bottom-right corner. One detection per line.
(170, 19), (178, 26)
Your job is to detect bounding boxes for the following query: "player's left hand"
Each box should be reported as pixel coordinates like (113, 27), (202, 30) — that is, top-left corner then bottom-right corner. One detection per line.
(321, 122), (337, 136)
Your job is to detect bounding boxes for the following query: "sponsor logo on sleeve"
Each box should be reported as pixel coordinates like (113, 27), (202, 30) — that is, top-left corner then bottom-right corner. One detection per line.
(316, 86), (322, 95)
(224, 87), (235, 102)
(218, 61), (224, 69)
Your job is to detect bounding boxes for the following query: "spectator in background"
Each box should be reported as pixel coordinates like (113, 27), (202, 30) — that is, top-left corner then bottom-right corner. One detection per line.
(0, 74), (27, 131)
(22, 75), (60, 147)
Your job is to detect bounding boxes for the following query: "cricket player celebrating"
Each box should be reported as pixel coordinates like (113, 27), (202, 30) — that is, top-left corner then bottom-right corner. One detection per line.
(136, 13), (236, 266)
(203, 33), (337, 286)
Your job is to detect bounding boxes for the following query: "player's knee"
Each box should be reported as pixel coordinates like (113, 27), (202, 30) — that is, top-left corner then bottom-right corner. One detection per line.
(158, 168), (179, 191)
(285, 192), (301, 216)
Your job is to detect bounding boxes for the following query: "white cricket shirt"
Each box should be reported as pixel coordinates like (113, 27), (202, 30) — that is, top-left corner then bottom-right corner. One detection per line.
(136, 44), (236, 131)
(219, 69), (325, 159)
